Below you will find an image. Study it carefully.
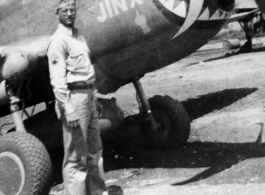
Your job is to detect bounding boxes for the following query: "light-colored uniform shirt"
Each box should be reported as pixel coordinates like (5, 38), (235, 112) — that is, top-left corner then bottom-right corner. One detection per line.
(47, 24), (95, 115)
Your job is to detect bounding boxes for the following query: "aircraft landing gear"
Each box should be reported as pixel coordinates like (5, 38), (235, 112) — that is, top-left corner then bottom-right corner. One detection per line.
(0, 132), (52, 195)
(239, 20), (253, 52)
(0, 83), (52, 195)
(133, 77), (190, 149)
(5, 83), (26, 133)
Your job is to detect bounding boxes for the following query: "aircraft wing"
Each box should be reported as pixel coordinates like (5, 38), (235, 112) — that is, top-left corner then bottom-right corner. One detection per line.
(228, 8), (259, 23)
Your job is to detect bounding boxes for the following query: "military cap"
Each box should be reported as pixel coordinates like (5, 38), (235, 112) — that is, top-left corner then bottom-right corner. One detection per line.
(58, 0), (76, 10)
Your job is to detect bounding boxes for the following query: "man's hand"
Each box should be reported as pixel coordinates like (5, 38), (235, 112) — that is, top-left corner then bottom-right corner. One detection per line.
(65, 112), (80, 128)
(95, 91), (116, 101)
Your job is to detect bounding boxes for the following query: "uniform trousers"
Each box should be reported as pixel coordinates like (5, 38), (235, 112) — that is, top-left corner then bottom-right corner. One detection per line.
(60, 89), (107, 195)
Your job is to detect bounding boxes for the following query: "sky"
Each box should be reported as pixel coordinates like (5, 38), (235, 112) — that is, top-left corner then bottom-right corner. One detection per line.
(236, 0), (258, 8)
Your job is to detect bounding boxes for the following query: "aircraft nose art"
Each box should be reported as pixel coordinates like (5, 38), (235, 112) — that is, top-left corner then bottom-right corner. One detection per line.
(153, 0), (232, 38)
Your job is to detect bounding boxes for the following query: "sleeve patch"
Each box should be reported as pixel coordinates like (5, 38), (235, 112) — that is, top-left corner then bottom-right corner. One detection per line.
(51, 53), (59, 65)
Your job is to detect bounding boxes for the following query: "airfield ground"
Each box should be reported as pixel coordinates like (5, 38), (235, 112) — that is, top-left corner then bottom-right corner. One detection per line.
(47, 36), (265, 195)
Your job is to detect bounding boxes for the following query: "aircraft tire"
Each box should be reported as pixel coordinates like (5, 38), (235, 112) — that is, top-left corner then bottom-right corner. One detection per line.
(143, 95), (190, 149)
(0, 132), (52, 195)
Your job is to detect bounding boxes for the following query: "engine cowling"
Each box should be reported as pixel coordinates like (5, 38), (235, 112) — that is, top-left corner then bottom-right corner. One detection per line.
(0, 48), (38, 87)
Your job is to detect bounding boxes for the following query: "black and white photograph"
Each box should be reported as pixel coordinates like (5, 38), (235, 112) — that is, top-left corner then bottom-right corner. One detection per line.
(1, 0), (265, 194)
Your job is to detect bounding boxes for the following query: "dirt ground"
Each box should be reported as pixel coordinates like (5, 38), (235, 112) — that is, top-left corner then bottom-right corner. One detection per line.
(50, 38), (265, 195)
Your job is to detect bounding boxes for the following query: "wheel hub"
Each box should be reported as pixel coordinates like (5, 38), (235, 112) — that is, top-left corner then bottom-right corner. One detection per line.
(0, 152), (25, 195)
(148, 110), (172, 142)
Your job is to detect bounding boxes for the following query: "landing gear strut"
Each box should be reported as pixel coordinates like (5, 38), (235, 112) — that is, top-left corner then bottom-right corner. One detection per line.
(5, 83), (26, 132)
(0, 82), (52, 195)
(132, 77), (191, 149)
(133, 77), (159, 132)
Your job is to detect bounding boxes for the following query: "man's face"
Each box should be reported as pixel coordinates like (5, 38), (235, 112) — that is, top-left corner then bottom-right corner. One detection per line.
(57, 5), (76, 27)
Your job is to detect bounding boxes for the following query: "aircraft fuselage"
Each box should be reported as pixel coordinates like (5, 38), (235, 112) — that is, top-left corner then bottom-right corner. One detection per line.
(0, 0), (232, 92)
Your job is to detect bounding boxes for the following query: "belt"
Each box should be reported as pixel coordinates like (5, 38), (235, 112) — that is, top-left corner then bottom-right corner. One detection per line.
(68, 82), (94, 90)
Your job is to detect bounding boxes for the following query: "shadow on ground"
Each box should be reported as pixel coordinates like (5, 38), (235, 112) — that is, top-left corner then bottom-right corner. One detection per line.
(182, 87), (258, 120)
(102, 87), (260, 185)
(102, 87), (257, 145)
(104, 126), (265, 186)
(50, 87), (259, 185)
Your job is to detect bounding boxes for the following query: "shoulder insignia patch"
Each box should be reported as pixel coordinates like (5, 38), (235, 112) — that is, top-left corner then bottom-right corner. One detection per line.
(51, 53), (59, 65)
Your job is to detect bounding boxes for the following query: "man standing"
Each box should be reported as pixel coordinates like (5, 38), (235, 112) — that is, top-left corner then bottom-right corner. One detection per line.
(47, 0), (108, 194)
